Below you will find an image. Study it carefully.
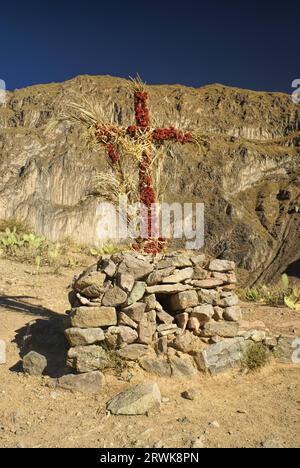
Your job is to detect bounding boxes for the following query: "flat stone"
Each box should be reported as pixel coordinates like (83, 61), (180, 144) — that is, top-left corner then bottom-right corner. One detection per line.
(23, 351), (47, 376)
(138, 311), (156, 344)
(55, 371), (105, 393)
(139, 357), (172, 377)
(116, 273), (135, 293)
(218, 294), (239, 308)
(157, 323), (178, 332)
(146, 283), (191, 295)
(64, 327), (105, 346)
(158, 328), (180, 337)
(146, 267), (175, 286)
(102, 286), (127, 307)
(201, 321), (240, 338)
(107, 381), (161, 415)
(162, 267), (194, 284)
(105, 326), (138, 349)
(70, 306), (117, 328)
(122, 302), (146, 322)
(170, 290), (199, 311)
(191, 304), (214, 322)
(176, 312), (189, 331)
(67, 345), (111, 373)
(117, 344), (149, 361)
(194, 337), (248, 374)
(127, 281), (146, 305)
(117, 253), (154, 280)
(209, 259), (235, 272)
(191, 279), (224, 288)
(74, 271), (106, 291)
(118, 312), (138, 329)
(165, 254), (193, 268)
(198, 289), (219, 305)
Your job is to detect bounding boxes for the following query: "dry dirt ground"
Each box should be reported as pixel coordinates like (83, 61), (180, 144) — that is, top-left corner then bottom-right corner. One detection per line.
(0, 257), (299, 448)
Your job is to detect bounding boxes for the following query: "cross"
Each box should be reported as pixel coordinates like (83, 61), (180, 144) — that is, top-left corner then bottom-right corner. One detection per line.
(94, 80), (191, 254)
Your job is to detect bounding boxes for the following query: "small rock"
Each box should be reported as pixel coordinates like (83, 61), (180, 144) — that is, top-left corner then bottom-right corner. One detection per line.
(162, 267), (194, 284)
(99, 259), (116, 277)
(181, 388), (196, 400)
(118, 312), (138, 329)
(105, 326), (138, 349)
(138, 311), (156, 344)
(127, 281), (146, 305)
(190, 435), (205, 448)
(223, 306), (242, 322)
(144, 294), (157, 311)
(191, 304), (214, 322)
(146, 267), (176, 286)
(209, 420), (220, 428)
(23, 351), (47, 376)
(107, 381), (161, 415)
(122, 302), (146, 322)
(190, 254), (206, 266)
(116, 273), (135, 293)
(170, 290), (199, 311)
(102, 286), (127, 307)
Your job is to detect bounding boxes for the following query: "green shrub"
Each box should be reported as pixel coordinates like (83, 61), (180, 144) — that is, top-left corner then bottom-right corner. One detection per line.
(242, 343), (271, 371)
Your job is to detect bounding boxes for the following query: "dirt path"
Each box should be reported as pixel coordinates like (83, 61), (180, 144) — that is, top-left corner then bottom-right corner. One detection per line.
(0, 258), (299, 448)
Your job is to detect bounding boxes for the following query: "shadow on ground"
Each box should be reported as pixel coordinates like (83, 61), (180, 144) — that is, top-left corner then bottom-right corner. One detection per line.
(0, 295), (61, 318)
(0, 295), (70, 378)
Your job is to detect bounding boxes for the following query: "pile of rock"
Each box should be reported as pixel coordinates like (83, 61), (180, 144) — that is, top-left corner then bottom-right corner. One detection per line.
(64, 250), (263, 377)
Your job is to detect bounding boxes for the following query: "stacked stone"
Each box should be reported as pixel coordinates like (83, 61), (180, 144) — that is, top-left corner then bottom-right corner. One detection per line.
(65, 251), (250, 376)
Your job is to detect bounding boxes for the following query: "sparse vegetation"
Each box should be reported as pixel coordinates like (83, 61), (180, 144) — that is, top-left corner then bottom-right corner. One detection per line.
(237, 274), (297, 307)
(0, 218), (100, 272)
(242, 343), (271, 371)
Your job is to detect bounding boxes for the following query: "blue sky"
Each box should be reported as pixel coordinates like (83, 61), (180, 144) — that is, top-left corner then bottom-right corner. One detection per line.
(1, 0), (299, 93)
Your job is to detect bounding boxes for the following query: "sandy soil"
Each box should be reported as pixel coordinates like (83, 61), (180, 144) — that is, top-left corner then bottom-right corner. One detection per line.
(0, 258), (299, 448)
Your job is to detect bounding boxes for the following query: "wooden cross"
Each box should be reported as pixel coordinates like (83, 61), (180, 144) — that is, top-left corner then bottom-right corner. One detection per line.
(94, 82), (191, 254)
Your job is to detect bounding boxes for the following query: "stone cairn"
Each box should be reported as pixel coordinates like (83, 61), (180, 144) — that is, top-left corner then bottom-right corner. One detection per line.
(65, 251), (265, 377)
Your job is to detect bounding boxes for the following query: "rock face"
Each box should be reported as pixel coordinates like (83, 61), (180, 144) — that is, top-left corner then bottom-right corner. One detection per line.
(0, 76), (299, 284)
(107, 382), (161, 415)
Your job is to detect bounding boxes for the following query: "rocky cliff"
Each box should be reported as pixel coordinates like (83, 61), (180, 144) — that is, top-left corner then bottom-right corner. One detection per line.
(0, 75), (299, 284)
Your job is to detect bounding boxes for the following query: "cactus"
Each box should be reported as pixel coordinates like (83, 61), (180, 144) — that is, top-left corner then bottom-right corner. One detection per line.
(284, 287), (300, 311)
